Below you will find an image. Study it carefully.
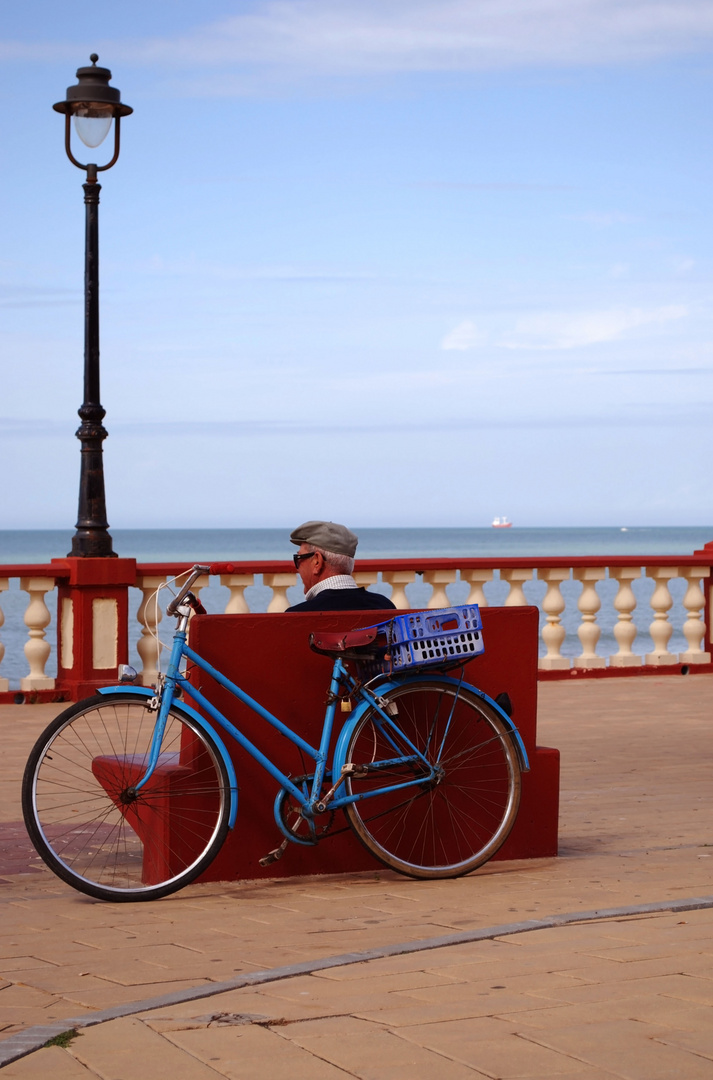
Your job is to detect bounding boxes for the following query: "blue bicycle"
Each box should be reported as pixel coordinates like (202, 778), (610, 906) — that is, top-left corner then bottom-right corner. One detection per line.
(22, 565), (529, 902)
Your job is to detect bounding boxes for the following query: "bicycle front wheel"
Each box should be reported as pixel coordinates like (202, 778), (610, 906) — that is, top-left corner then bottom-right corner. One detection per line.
(22, 693), (231, 902)
(343, 679), (521, 879)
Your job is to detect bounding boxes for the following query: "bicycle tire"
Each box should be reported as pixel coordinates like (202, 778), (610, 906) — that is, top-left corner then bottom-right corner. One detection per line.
(343, 679), (521, 879)
(22, 693), (231, 902)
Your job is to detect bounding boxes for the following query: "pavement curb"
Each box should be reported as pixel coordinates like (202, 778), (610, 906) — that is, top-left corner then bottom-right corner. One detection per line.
(2, 893), (712, 1069)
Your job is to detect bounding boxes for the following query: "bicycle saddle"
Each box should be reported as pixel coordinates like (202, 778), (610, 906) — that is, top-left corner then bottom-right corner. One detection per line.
(309, 627), (384, 659)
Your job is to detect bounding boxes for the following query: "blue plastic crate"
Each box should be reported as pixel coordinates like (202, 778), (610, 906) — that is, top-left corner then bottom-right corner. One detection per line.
(379, 605), (484, 671)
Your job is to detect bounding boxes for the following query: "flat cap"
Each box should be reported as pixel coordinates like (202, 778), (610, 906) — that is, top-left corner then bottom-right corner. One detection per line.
(290, 520), (359, 558)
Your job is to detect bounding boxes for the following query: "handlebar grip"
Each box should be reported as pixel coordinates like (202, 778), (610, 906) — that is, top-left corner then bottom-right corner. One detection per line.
(209, 563), (235, 575)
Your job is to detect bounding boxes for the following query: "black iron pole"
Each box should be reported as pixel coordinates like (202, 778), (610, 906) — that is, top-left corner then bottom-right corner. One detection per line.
(69, 165), (116, 557)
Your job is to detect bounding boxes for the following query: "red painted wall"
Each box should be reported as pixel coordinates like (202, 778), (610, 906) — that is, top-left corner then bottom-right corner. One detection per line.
(187, 605), (560, 882)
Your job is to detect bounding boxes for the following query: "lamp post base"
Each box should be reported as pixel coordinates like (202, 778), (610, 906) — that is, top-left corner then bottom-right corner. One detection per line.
(69, 529), (117, 559)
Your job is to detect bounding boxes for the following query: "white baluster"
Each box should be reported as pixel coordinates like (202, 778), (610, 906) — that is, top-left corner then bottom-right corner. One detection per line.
(573, 567), (606, 669)
(421, 570), (455, 609)
(538, 567), (570, 671)
(379, 570), (415, 610)
(352, 571), (379, 588)
(501, 568), (532, 606)
(136, 575), (165, 686)
(610, 566), (642, 667)
(263, 573), (294, 612)
(460, 568), (493, 607)
(190, 573), (210, 614)
(220, 573), (253, 614)
(0, 578), (9, 692)
(645, 566), (678, 666)
(679, 567), (711, 664)
(20, 577), (56, 690)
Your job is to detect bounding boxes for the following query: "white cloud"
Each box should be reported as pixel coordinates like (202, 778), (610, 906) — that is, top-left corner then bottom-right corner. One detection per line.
(4, 1), (713, 80)
(501, 304), (688, 350)
(574, 211), (639, 228)
(673, 257), (696, 276)
(441, 304), (688, 352)
(441, 319), (486, 350)
(138, 1), (713, 73)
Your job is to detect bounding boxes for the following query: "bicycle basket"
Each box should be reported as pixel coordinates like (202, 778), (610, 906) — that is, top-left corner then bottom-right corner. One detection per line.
(357, 605), (484, 677)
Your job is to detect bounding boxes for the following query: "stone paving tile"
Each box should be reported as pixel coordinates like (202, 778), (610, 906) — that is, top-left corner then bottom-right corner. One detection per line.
(69, 1016), (227, 1080)
(653, 1028), (713, 1060)
(58, 977), (214, 1010)
(397, 1018), (601, 1076)
(0, 1043), (101, 1079)
(356, 990), (565, 1027)
(524, 972), (713, 1007)
(312, 969), (462, 993)
(0, 968), (113, 995)
(546, 954), (704, 984)
(0, 955), (59, 973)
(271, 1015), (490, 1079)
(140, 989), (340, 1025)
(163, 1022), (361, 1079)
(526, 1018), (713, 1079)
(500, 993), (713, 1033)
(0, 983), (65, 1010)
(253, 973), (452, 1016)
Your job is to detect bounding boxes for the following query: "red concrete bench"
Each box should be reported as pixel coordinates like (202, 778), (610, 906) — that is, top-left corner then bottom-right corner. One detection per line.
(183, 605), (560, 882)
(92, 606), (559, 883)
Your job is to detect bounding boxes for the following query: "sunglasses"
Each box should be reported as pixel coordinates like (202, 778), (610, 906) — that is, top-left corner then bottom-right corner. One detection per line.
(293, 551), (317, 569)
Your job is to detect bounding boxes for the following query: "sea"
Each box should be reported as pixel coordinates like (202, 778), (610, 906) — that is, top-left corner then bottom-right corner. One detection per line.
(1, 526), (711, 687)
(1, 525), (712, 564)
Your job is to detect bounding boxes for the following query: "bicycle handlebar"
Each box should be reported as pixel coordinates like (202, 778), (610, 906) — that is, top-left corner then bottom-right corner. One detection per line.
(166, 564), (212, 616)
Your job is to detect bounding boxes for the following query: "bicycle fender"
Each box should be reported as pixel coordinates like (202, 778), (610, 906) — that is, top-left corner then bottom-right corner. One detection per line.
(333, 675), (530, 775)
(97, 685), (239, 827)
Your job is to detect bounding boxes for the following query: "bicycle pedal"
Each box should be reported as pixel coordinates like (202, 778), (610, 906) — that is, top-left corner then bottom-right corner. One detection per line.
(341, 762), (369, 778)
(259, 840), (288, 867)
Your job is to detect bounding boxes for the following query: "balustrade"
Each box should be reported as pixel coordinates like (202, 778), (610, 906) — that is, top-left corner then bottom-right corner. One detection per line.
(538, 568), (570, 671)
(679, 567), (711, 664)
(0, 578), (8, 693)
(0, 556), (711, 697)
(610, 566), (641, 667)
(136, 574), (165, 687)
(20, 578), (55, 691)
(645, 566), (678, 666)
(573, 566), (607, 669)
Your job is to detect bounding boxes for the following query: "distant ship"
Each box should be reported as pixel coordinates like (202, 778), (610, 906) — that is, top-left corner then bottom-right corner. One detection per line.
(491, 516), (512, 528)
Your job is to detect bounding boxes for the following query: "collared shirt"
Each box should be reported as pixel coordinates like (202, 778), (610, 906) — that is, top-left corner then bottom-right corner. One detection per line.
(302, 575), (359, 604)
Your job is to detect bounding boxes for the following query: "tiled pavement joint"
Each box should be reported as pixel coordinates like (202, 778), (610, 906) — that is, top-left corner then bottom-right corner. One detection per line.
(2, 893), (711, 1069)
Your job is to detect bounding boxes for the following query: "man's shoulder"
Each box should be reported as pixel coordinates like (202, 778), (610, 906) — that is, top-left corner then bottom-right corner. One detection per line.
(287, 589), (395, 613)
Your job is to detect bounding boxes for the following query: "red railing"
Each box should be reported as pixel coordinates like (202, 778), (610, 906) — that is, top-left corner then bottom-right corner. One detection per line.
(2, 546), (712, 702)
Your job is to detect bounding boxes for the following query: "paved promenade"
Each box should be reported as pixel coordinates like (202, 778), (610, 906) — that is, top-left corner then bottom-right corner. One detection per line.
(1, 675), (711, 1078)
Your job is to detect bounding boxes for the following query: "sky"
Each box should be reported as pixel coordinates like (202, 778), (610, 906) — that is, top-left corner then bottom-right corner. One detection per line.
(2, 0), (713, 530)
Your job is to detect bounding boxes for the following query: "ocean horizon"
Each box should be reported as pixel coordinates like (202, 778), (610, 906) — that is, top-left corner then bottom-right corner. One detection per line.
(1, 525), (712, 564)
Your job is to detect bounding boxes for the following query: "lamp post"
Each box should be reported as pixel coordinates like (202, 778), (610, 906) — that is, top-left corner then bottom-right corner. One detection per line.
(54, 56), (132, 557)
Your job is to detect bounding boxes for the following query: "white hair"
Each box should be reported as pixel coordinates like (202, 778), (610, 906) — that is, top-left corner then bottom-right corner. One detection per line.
(311, 545), (355, 575)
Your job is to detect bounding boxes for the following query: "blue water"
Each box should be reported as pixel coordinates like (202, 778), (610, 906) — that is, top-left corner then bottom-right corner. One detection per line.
(1, 525), (711, 564)
(1, 527), (711, 687)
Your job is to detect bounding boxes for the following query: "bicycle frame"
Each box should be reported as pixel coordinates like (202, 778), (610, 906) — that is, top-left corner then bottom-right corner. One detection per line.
(108, 622), (454, 837)
(100, 575), (529, 852)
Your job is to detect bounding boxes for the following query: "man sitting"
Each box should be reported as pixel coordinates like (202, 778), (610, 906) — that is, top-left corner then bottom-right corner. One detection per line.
(287, 520), (396, 613)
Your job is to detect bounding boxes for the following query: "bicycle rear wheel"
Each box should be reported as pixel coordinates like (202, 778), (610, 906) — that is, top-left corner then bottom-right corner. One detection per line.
(22, 693), (231, 902)
(343, 679), (521, 879)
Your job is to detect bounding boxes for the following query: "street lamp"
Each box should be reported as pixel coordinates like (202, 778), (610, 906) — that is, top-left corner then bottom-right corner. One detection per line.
(54, 56), (132, 557)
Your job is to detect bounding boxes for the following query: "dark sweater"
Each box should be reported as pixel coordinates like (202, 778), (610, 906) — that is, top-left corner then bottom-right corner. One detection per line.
(287, 588), (396, 613)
